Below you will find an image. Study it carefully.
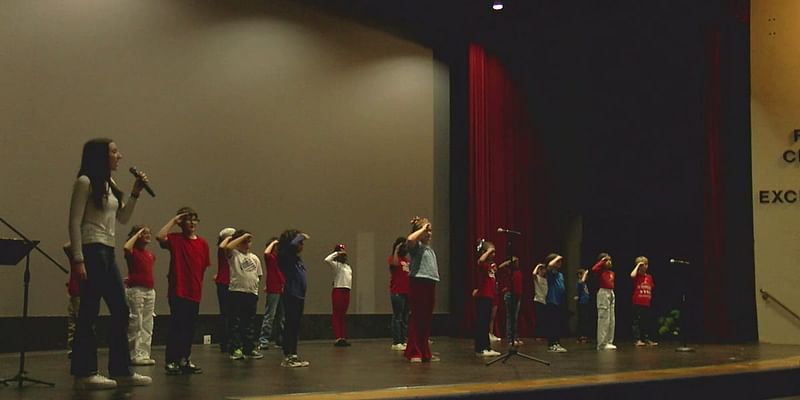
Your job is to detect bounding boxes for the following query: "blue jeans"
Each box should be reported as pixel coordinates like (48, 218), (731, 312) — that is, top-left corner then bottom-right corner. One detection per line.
(504, 292), (520, 342)
(390, 293), (408, 344)
(258, 293), (283, 345)
(70, 244), (131, 377)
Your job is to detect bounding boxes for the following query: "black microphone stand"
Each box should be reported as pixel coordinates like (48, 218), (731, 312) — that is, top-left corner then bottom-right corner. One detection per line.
(0, 217), (67, 388)
(674, 259), (695, 352)
(487, 231), (550, 367)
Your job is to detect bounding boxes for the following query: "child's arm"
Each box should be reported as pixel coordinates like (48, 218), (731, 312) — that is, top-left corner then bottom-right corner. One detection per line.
(497, 256), (519, 270)
(264, 239), (278, 256)
(478, 247), (496, 264)
(406, 222), (430, 249)
(156, 213), (187, 248)
(591, 257), (609, 272)
(224, 233), (252, 251)
(580, 270), (589, 283)
(324, 251), (343, 269)
(532, 263), (545, 276)
(124, 227), (145, 254)
(389, 241), (403, 266)
(630, 262), (644, 278)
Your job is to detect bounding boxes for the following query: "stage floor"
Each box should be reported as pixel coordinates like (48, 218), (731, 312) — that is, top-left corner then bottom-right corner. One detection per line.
(1, 338), (799, 399)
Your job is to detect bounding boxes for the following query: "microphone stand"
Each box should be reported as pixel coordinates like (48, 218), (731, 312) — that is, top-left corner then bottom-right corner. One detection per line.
(0, 217), (65, 388)
(487, 231), (550, 367)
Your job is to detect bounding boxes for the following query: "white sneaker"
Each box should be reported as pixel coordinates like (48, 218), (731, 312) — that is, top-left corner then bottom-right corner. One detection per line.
(113, 372), (152, 387)
(74, 374), (117, 390)
(131, 358), (156, 366)
(600, 343), (617, 350)
(548, 345), (567, 353)
(476, 349), (501, 357)
(391, 343), (407, 351)
(488, 333), (501, 342)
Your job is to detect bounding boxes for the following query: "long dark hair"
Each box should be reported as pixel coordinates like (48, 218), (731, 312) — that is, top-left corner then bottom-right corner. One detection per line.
(77, 138), (122, 209)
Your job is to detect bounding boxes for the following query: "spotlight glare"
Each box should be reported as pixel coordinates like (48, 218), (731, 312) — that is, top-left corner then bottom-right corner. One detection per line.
(492, 1), (503, 11)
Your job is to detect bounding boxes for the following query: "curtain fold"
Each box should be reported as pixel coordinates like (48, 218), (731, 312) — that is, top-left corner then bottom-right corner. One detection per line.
(466, 44), (549, 338)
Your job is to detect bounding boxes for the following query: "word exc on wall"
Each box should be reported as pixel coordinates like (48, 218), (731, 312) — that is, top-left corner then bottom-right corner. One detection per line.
(758, 129), (800, 204)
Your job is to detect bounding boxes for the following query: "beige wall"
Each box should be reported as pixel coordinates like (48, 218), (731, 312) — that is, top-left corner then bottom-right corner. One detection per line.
(751, 0), (800, 344)
(0, 0), (450, 316)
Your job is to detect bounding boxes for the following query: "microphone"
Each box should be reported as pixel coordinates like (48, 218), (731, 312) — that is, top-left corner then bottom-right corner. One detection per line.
(497, 228), (522, 236)
(669, 258), (690, 265)
(129, 167), (155, 197)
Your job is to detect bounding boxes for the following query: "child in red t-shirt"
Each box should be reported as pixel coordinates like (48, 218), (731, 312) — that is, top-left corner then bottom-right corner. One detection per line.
(631, 256), (658, 347)
(473, 240), (501, 356)
(157, 207), (210, 375)
(259, 238), (285, 350)
(388, 237), (410, 350)
(124, 225), (157, 365)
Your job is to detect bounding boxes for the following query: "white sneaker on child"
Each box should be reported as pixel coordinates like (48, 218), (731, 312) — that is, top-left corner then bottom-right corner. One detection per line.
(73, 374), (117, 390)
(113, 372), (152, 387)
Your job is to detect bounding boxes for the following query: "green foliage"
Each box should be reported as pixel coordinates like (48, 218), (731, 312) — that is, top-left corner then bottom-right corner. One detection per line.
(658, 309), (681, 337)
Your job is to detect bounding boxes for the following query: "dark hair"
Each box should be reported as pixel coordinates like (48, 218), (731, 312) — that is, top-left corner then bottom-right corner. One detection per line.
(597, 252), (610, 260)
(278, 229), (303, 266)
(476, 240), (495, 259)
(176, 206), (198, 219)
(265, 237), (279, 248)
(127, 224), (146, 239)
(392, 237), (407, 257)
(231, 229), (250, 240)
(77, 138), (122, 209)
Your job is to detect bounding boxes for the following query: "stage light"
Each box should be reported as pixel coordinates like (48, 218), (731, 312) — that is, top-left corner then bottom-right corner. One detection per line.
(492, 1), (504, 11)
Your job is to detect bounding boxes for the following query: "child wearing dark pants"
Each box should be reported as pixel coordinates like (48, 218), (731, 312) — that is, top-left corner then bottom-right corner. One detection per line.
(278, 230), (311, 368)
(222, 230), (263, 360)
(631, 256), (658, 347)
(214, 228), (236, 353)
(543, 253), (567, 353)
(157, 207), (210, 375)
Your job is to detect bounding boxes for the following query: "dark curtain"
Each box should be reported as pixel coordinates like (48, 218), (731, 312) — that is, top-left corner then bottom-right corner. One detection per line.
(465, 43), (551, 338)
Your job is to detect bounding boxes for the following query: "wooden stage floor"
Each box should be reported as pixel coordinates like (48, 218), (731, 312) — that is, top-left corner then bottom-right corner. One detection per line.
(1, 338), (799, 399)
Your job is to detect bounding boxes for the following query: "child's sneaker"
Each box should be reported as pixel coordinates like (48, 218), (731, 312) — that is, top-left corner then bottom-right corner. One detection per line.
(164, 362), (181, 375)
(131, 357), (156, 366)
(476, 349), (501, 357)
(113, 373), (152, 387)
(245, 350), (263, 359)
(180, 359), (203, 374)
(645, 340), (659, 346)
(635, 340), (647, 347)
(73, 374), (117, 390)
(548, 345), (567, 353)
(488, 333), (501, 342)
(281, 355), (309, 368)
(391, 343), (406, 351)
(229, 348), (244, 360)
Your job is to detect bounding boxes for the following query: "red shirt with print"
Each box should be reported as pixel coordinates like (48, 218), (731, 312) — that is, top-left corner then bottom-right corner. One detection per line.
(497, 267), (523, 297)
(632, 273), (654, 306)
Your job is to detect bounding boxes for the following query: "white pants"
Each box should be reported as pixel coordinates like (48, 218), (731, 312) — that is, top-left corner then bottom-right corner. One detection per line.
(127, 287), (155, 360)
(596, 288), (615, 348)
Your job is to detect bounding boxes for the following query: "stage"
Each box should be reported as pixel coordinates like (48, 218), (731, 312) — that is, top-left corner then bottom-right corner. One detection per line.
(1, 338), (799, 399)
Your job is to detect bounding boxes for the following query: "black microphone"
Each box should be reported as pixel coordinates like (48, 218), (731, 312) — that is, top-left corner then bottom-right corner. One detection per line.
(669, 258), (690, 265)
(497, 228), (522, 236)
(129, 167), (155, 197)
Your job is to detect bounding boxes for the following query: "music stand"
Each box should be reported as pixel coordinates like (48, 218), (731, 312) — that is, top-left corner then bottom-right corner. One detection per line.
(487, 230), (550, 367)
(0, 237), (56, 388)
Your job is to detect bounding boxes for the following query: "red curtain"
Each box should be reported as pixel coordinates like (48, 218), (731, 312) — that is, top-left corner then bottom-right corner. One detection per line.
(465, 44), (551, 338)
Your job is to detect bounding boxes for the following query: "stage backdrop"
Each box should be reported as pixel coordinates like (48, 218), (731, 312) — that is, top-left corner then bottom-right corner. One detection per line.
(751, 0), (800, 344)
(0, 0), (450, 318)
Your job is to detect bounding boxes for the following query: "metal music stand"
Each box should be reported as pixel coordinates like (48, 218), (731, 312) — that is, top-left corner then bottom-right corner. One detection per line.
(0, 217), (66, 388)
(487, 230), (550, 367)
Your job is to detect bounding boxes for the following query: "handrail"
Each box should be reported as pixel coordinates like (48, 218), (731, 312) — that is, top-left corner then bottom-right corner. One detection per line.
(760, 289), (800, 322)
